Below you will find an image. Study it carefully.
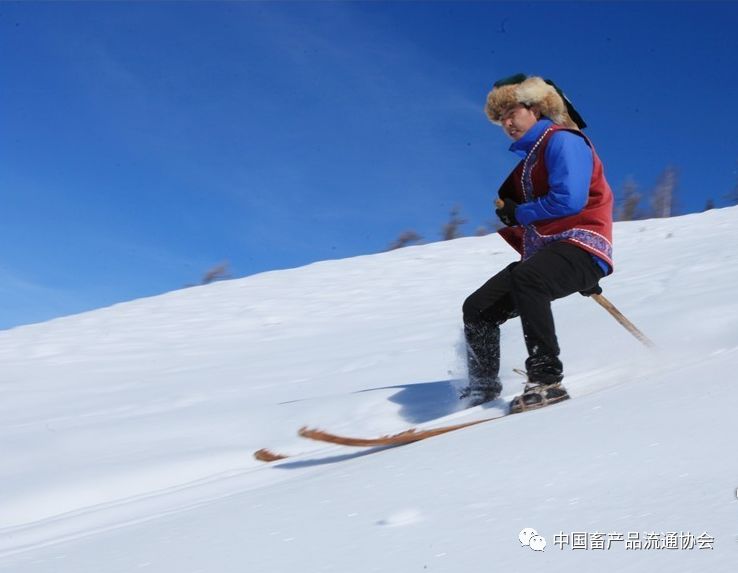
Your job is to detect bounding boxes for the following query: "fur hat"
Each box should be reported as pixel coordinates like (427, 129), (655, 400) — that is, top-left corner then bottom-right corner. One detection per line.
(485, 74), (586, 130)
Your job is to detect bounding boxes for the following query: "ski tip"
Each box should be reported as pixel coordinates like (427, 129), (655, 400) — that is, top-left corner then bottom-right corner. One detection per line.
(298, 426), (319, 438)
(254, 448), (288, 462)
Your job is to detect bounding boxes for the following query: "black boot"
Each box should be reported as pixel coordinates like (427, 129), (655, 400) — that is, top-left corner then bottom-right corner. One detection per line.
(460, 321), (503, 406)
(524, 354), (563, 386)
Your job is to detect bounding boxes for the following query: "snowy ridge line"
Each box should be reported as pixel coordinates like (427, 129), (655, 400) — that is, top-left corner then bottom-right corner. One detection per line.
(0, 460), (304, 558)
(1, 429), (363, 559)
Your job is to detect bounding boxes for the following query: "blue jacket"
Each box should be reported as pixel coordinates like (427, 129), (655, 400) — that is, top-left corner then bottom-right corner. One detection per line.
(508, 118), (608, 275)
(510, 118), (593, 225)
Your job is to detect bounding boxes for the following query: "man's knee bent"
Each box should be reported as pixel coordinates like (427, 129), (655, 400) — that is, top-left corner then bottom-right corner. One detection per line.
(462, 294), (484, 323)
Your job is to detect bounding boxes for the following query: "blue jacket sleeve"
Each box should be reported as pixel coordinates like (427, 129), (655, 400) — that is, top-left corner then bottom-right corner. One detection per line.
(515, 131), (594, 226)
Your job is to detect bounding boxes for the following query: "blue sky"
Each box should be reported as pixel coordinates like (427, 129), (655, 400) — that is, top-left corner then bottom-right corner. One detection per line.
(2, 1), (737, 330)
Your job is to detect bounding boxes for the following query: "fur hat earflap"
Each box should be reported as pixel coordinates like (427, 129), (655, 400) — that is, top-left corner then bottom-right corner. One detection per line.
(485, 74), (585, 130)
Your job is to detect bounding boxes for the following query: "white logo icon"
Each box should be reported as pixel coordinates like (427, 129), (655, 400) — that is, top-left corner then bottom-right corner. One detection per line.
(519, 528), (546, 551)
(529, 535), (547, 551)
(519, 528), (537, 546)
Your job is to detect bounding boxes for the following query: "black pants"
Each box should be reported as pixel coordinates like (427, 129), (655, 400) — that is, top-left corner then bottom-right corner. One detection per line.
(462, 241), (605, 385)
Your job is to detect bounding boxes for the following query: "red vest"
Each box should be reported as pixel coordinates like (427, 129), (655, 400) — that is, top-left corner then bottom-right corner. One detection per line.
(498, 125), (614, 272)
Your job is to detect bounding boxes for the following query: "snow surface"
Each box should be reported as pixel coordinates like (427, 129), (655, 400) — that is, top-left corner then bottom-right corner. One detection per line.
(1, 208), (738, 572)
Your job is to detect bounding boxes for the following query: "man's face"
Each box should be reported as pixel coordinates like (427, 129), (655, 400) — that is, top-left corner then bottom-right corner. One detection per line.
(500, 104), (539, 141)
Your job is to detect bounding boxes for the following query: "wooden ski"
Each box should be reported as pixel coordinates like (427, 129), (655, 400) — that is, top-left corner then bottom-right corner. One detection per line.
(252, 414), (506, 462)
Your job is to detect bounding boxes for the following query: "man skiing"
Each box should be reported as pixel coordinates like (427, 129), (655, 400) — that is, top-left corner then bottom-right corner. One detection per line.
(461, 74), (614, 413)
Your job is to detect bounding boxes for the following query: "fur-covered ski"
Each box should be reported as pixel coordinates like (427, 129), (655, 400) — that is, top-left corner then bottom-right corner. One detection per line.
(253, 414), (505, 462)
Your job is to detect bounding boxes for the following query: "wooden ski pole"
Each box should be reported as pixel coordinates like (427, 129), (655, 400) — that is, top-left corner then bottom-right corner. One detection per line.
(591, 293), (655, 349)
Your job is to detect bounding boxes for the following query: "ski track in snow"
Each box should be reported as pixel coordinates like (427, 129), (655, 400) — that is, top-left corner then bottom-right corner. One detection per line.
(1, 209), (738, 571)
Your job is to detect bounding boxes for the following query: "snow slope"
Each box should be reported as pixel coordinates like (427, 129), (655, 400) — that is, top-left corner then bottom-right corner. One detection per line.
(1, 208), (737, 572)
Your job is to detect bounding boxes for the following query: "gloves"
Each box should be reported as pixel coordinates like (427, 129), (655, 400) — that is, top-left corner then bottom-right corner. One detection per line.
(495, 198), (519, 227)
(579, 283), (602, 297)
